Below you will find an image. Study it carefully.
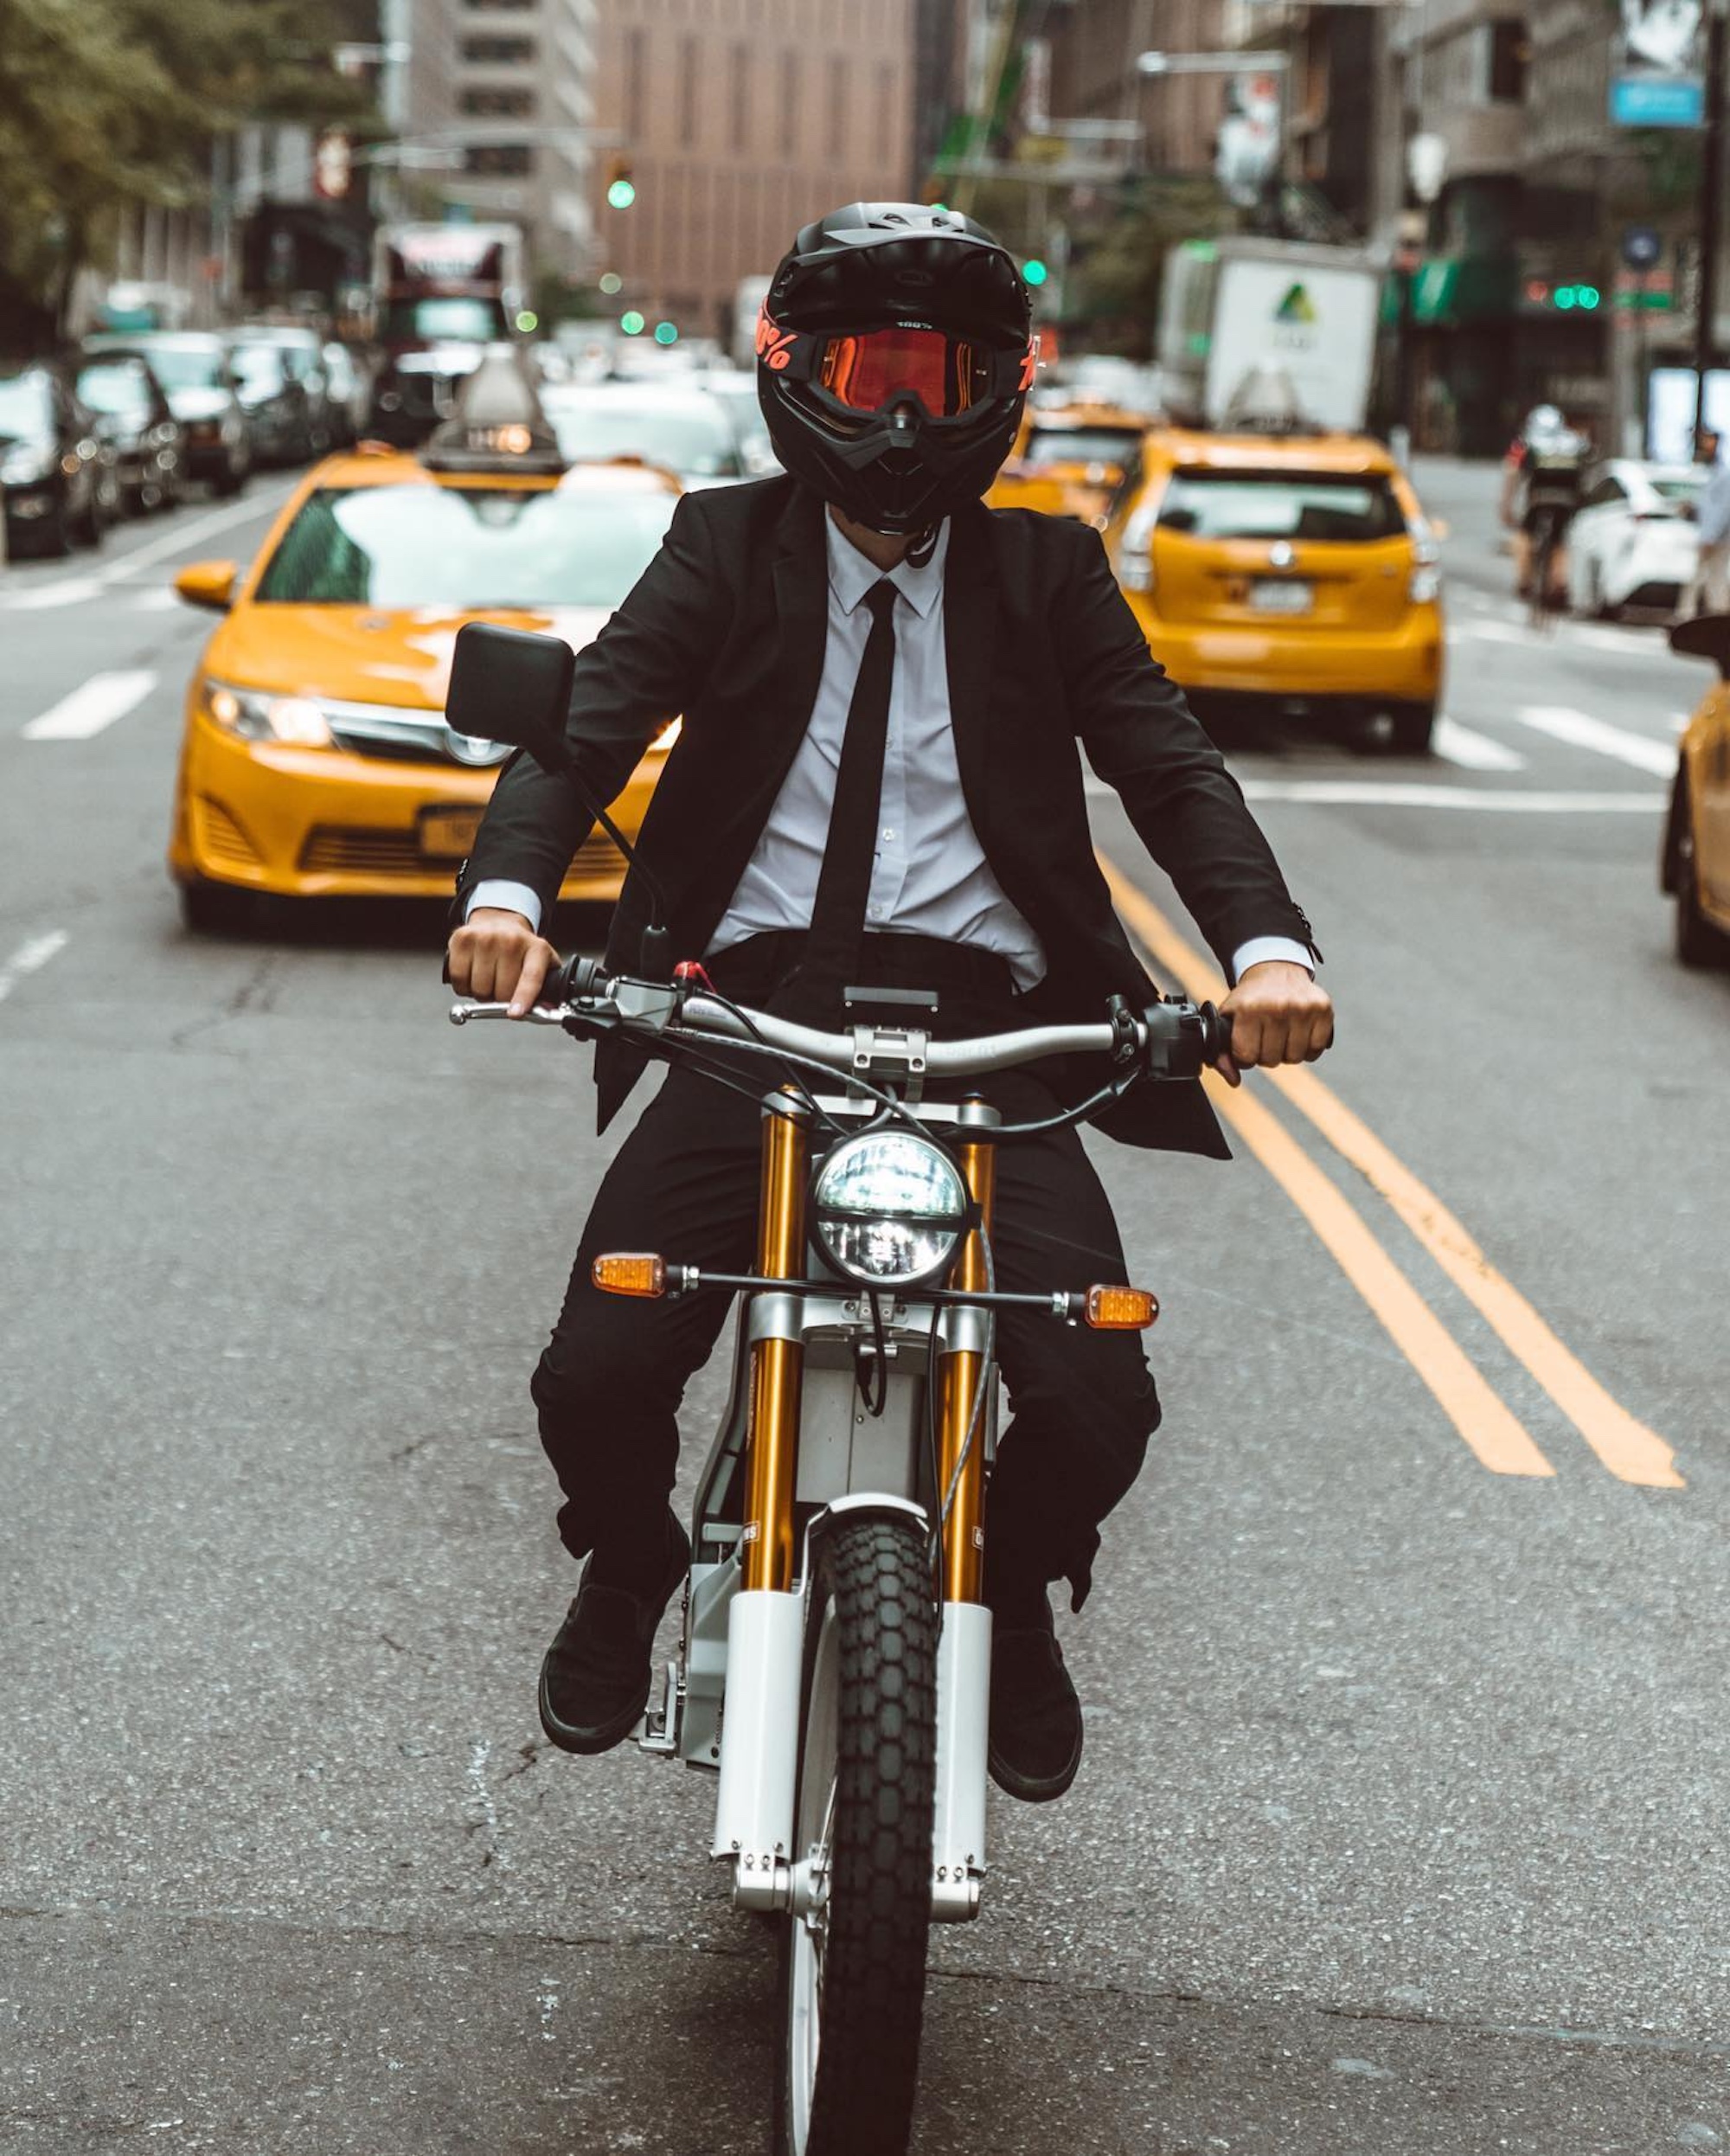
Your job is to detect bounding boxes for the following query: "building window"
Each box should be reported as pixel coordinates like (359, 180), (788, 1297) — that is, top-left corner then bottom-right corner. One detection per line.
(1490, 19), (1528, 104)
(680, 33), (699, 144)
(458, 86), (536, 117)
(625, 28), (646, 140)
(731, 42), (749, 151)
(465, 143), (535, 175)
(461, 34), (536, 63)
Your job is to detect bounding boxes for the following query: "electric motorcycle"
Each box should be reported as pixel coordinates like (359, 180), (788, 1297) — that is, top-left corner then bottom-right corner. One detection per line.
(445, 623), (1231, 2156)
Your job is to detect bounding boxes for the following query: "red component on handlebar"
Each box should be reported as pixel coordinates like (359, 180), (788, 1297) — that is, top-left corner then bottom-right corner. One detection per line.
(673, 960), (715, 992)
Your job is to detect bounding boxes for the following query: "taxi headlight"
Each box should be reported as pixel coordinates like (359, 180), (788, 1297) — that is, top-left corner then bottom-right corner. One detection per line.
(202, 678), (334, 747)
(812, 1131), (971, 1288)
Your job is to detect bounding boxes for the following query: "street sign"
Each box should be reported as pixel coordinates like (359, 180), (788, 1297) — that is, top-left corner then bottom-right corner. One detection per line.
(1622, 225), (1663, 270)
(1611, 0), (1704, 126)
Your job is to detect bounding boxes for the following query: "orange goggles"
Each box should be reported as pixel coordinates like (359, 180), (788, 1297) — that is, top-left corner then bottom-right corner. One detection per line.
(759, 308), (1035, 415)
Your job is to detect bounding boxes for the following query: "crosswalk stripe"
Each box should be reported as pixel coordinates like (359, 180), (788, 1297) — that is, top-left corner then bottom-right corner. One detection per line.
(22, 669), (158, 740)
(1511, 704), (1677, 777)
(1432, 716), (1528, 771)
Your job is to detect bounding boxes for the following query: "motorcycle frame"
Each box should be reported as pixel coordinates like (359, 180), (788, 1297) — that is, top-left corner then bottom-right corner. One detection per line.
(638, 1085), (1001, 1926)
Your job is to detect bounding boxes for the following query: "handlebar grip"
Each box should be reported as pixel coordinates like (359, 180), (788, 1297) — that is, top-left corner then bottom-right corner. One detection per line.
(536, 953), (606, 1006)
(1199, 1000), (1236, 1067)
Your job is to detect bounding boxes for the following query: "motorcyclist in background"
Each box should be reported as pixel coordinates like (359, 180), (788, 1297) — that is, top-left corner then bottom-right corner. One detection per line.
(1499, 404), (1592, 605)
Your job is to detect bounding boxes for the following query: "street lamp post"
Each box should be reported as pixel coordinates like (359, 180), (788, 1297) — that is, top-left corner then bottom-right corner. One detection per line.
(1693, 0), (1728, 444)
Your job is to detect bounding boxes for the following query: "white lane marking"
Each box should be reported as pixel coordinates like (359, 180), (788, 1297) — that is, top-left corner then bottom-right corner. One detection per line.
(125, 585), (182, 612)
(3, 576), (107, 612)
(0, 930), (68, 1004)
(1511, 704), (1678, 777)
(1087, 775), (1661, 812)
(22, 669), (157, 740)
(1238, 780), (1663, 812)
(1432, 716), (1528, 771)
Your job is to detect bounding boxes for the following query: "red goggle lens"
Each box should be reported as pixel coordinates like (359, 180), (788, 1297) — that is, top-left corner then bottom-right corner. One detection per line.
(818, 328), (978, 417)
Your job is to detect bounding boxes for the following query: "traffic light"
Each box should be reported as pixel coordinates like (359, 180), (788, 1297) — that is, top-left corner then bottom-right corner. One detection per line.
(620, 310), (645, 336)
(606, 156), (637, 210)
(653, 320), (679, 345)
(1022, 257), (1048, 287)
(1553, 284), (1601, 311)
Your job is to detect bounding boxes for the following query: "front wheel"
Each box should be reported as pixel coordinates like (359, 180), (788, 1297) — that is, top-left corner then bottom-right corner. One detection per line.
(774, 1513), (938, 2156)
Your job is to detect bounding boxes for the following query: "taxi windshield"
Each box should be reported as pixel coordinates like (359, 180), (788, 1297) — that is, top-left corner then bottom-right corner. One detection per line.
(1158, 471), (1406, 543)
(545, 396), (740, 478)
(253, 482), (679, 607)
(1025, 426), (1140, 467)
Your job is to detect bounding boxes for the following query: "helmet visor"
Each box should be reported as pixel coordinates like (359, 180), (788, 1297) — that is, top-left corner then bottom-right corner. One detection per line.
(818, 327), (984, 418)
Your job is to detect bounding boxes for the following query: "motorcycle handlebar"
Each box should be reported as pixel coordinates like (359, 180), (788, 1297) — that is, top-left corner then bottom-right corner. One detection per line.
(463, 958), (1236, 1085)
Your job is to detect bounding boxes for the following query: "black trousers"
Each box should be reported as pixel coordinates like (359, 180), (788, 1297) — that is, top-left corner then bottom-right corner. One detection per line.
(530, 933), (1162, 1608)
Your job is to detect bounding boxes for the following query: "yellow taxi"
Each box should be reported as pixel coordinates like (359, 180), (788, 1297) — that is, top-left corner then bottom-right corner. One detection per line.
(1105, 427), (1445, 754)
(1663, 615), (1730, 967)
(168, 357), (683, 931)
(986, 401), (1148, 529)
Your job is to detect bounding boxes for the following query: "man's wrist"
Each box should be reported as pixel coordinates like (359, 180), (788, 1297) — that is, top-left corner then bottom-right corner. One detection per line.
(465, 879), (543, 932)
(1230, 935), (1314, 984)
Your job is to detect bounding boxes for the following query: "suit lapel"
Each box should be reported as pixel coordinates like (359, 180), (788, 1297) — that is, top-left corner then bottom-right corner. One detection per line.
(942, 504), (998, 831)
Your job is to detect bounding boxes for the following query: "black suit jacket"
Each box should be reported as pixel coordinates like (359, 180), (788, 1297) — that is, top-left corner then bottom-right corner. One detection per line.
(455, 476), (1317, 1158)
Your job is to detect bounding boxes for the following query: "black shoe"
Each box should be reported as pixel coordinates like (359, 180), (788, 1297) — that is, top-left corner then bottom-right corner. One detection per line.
(538, 1512), (691, 1755)
(987, 1599), (1083, 1803)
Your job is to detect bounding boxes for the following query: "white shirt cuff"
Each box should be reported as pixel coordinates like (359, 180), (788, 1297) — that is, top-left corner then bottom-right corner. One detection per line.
(465, 880), (543, 933)
(1230, 936), (1314, 983)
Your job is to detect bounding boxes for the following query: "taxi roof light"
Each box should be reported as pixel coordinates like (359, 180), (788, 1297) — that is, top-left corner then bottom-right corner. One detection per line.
(1084, 1284), (1159, 1331)
(593, 1253), (668, 1299)
(422, 346), (567, 477)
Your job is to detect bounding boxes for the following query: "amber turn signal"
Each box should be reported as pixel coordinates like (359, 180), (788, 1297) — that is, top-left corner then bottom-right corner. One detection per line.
(1084, 1284), (1158, 1330)
(592, 1252), (667, 1298)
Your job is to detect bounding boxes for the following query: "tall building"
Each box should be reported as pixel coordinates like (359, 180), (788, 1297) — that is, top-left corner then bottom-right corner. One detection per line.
(396, 0), (597, 280)
(586, 0), (919, 345)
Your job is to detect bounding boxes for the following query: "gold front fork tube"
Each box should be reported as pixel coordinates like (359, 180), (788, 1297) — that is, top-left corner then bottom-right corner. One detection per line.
(740, 1095), (810, 1592)
(936, 1128), (998, 1606)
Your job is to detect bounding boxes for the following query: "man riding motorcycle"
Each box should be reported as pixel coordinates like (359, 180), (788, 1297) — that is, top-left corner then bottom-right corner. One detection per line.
(445, 203), (1334, 1803)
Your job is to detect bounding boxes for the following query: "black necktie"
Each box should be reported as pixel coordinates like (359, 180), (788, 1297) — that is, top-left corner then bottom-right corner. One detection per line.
(803, 579), (898, 996)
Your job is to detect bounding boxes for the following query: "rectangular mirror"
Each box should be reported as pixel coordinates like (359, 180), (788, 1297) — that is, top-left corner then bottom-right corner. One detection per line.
(445, 621), (575, 763)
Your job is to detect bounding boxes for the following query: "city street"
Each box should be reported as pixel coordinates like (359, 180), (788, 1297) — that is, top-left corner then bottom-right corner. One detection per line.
(3, 466), (1727, 2155)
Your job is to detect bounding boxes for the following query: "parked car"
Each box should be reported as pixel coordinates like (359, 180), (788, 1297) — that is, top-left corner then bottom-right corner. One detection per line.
(539, 380), (747, 486)
(227, 343), (313, 466)
(0, 360), (118, 556)
(698, 369), (780, 476)
(83, 330), (252, 495)
(1567, 459), (1705, 619)
(227, 324), (336, 455)
(74, 351), (185, 513)
(320, 343), (369, 446)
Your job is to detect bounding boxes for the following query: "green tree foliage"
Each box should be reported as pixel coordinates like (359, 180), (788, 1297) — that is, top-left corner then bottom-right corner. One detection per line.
(0, 0), (375, 340)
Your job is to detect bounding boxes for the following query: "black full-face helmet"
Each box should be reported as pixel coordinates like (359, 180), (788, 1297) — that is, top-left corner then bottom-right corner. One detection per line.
(757, 202), (1035, 536)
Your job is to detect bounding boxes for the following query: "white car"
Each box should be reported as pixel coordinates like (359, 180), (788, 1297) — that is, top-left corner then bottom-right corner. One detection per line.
(1567, 459), (1704, 619)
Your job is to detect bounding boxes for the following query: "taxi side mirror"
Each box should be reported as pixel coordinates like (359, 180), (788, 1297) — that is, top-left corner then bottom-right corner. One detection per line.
(1669, 613), (1730, 677)
(175, 559), (237, 612)
(446, 621), (574, 767)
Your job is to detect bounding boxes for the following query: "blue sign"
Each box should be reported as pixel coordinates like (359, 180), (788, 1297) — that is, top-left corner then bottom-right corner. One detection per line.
(1622, 225), (1663, 270)
(1611, 74), (1705, 126)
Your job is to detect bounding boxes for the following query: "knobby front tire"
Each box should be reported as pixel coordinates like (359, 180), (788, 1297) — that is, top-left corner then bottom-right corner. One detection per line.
(773, 1513), (939, 2156)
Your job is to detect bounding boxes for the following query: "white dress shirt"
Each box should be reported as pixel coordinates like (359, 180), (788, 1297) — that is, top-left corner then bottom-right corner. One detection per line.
(468, 509), (1311, 986)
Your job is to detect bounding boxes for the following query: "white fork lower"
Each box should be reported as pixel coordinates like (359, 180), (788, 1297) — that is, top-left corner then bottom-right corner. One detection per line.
(930, 1600), (991, 1922)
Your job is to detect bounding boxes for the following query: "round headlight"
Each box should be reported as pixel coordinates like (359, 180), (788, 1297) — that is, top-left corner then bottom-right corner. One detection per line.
(812, 1130), (971, 1289)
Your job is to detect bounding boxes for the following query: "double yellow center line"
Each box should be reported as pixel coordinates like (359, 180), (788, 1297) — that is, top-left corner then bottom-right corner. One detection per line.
(1101, 859), (1682, 1491)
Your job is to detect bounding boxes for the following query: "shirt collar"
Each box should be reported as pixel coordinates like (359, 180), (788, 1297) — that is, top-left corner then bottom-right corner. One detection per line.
(824, 512), (950, 620)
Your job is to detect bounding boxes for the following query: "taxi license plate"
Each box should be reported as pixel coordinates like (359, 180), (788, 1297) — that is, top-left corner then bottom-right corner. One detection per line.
(1249, 579), (1314, 615)
(419, 806), (484, 861)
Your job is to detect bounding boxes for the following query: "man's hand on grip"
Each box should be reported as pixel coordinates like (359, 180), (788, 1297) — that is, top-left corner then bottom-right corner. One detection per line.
(1214, 961), (1334, 1088)
(447, 908), (560, 1018)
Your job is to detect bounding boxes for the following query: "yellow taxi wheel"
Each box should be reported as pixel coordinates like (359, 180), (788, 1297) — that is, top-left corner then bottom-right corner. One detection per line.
(1372, 702), (1436, 757)
(1674, 825), (1730, 971)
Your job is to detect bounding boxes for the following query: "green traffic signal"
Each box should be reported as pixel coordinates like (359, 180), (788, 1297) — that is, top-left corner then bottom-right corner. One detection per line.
(620, 310), (645, 335)
(1578, 285), (1601, 310)
(653, 321), (679, 346)
(607, 177), (637, 210)
(1022, 258), (1048, 287)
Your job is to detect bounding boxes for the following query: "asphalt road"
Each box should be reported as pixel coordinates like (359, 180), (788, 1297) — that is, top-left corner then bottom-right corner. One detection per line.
(2, 465), (1728, 2156)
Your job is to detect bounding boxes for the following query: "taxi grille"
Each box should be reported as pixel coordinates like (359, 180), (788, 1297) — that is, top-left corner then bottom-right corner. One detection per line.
(299, 827), (424, 876)
(294, 826), (627, 880)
